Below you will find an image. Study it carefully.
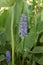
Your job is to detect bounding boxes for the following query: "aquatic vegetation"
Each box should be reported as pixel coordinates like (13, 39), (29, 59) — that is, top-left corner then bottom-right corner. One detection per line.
(0, 0), (43, 65)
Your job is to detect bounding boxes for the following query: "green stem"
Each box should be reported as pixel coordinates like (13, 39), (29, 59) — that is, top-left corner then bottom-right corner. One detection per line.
(22, 55), (24, 65)
(11, 6), (14, 65)
(22, 39), (25, 65)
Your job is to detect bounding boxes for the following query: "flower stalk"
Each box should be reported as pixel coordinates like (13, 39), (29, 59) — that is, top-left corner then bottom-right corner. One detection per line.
(11, 6), (14, 65)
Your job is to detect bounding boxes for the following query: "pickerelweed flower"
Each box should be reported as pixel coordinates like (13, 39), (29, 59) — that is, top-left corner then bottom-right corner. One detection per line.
(20, 13), (27, 39)
(6, 50), (11, 62)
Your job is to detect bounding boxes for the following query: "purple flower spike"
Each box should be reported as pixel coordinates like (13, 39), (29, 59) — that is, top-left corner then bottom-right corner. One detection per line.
(20, 14), (27, 39)
(6, 51), (11, 62)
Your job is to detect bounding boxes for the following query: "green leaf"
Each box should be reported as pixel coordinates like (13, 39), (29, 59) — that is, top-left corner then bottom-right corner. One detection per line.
(0, 10), (9, 30)
(38, 56), (43, 65)
(5, 10), (11, 41)
(35, 56), (43, 65)
(0, 55), (5, 62)
(34, 12), (43, 34)
(32, 46), (43, 53)
(0, 0), (15, 7)
(41, 8), (43, 21)
(40, 35), (43, 43)
(37, 21), (43, 33)
(24, 23), (38, 52)
(24, 32), (35, 51)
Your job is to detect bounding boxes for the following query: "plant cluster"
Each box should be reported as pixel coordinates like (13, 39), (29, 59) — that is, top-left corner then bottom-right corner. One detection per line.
(0, 0), (43, 65)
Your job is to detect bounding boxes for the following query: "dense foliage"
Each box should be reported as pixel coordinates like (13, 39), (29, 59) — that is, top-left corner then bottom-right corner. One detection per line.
(0, 0), (43, 65)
